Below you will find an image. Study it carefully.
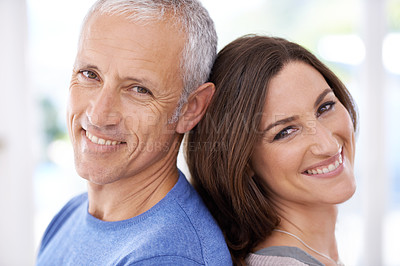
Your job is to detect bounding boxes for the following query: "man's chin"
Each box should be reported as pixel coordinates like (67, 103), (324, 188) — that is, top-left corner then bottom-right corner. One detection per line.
(75, 163), (120, 186)
(82, 175), (122, 187)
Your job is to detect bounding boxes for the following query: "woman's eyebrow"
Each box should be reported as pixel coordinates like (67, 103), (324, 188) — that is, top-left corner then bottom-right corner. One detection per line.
(264, 88), (333, 134)
(314, 88), (333, 108)
(263, 88), (333, 134)
(264, 115), (299, 133)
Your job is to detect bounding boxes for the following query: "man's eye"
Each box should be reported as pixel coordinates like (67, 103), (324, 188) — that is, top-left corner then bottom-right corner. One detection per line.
(317, 101), (336, 117)
(273, 126), (297, 141)
(131, 86), (151, 95)
(81, 70), (99, 80)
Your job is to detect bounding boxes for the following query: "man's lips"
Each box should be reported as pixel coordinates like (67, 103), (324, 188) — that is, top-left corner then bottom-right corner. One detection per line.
(85, 130), (125, 146)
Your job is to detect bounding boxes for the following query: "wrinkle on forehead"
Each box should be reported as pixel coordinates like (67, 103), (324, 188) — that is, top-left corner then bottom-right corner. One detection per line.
(76, 12), (185, 97)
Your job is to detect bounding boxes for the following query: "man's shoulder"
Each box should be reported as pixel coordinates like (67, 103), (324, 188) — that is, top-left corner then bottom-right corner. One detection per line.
(144, 171), (231, 265)
(38, 193), (87, 253)
(51, 193), (87, 223)
(37, 175), (232, 265)
(161, 171), (219, 234)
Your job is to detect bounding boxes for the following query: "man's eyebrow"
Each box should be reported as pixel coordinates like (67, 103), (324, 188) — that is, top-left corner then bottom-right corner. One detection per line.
(73, 62), (100, 71)
(73, 63), (155, 87)
(314, 88), (333, 108)
(264, 115), (299, 133)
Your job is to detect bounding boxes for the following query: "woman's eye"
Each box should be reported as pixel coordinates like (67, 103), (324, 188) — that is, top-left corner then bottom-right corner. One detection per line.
(317, 101), (336, 117)
(131, 86), (151, 95)
(273, 126), (297, 141)
(81, 70), (99, 80)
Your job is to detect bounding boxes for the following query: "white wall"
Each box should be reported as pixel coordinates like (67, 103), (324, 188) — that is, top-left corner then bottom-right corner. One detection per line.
(0, 0), (35, 265)
(361, 0), (387, 265)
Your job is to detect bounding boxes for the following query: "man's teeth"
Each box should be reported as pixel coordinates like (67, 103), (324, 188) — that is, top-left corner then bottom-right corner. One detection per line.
(86, 131), (121, 146)
(306, 153), (343, 175)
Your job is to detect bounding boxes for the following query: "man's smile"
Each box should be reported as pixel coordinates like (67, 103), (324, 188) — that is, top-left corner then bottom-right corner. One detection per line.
(85, 130), (123, 146)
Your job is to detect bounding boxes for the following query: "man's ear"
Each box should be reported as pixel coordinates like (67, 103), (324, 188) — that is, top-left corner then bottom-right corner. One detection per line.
(176, 82), (215, 134)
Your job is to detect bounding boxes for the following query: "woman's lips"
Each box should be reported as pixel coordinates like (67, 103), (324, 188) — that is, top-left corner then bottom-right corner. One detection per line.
(303, 147), (344, 176)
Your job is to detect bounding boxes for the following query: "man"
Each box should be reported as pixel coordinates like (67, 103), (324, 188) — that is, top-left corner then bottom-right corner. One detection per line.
(37, 0), (232, 265)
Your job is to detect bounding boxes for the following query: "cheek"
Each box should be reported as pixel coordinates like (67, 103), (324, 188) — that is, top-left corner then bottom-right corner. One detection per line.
(337, 107), (356, 148)
(128, 109), (164, 135)
(68, 87), (88, 115)
(123, 106), (176, 145)
(345, 123), (356, 165)
(251, 144), (304, 185)
(123, 114), (141, 134)
(66, 92), (79, 133)
(66, 87), (93, 138)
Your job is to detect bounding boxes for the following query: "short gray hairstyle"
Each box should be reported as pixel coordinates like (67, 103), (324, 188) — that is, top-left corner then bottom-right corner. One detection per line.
(82, 0), (217, 121)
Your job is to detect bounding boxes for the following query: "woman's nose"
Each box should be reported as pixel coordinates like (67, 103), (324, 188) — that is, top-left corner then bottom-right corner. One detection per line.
(309, 122), (340, 156)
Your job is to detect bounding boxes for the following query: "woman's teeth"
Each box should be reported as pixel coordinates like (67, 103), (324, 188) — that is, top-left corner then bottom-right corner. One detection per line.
(306, 153), (343, 175)
(86, 131), (121, 146)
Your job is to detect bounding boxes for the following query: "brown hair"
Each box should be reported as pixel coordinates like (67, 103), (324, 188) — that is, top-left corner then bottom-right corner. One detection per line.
(185, 35), (358, 265)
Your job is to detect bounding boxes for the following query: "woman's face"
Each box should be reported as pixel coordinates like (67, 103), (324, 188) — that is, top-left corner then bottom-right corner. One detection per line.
(250, 61), (356, 207)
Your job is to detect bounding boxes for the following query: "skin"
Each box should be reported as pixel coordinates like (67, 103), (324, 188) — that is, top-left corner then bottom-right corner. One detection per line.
(251, 61), (356, 265)
(67, 12), (214, 221)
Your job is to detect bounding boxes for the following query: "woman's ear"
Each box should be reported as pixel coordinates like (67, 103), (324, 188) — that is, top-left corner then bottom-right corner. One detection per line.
(246, 163), (255, 178)
(176, 82), (215, 134)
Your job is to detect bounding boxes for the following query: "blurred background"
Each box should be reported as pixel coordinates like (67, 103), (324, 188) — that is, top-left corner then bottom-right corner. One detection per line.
(0, 0), (399, 265)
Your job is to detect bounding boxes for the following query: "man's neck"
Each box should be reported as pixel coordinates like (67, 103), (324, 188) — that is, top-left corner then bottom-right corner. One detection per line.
(87, 162), (179, 222)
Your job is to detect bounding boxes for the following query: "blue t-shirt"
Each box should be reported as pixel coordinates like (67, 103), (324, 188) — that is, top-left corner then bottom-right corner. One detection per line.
(37, 171), (232, 265)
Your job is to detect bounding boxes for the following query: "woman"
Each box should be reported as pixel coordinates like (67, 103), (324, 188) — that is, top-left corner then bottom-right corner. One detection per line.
(185, 35), (358, 265)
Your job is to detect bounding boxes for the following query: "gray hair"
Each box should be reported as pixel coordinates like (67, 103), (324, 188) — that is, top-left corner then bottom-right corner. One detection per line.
(82, 0), (217, 122)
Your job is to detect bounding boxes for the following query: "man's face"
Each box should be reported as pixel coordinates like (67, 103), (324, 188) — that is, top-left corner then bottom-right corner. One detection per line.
(67, 12), (186, 185)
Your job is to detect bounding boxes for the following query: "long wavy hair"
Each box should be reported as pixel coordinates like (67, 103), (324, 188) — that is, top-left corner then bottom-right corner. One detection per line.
(185, 35), (358, 265)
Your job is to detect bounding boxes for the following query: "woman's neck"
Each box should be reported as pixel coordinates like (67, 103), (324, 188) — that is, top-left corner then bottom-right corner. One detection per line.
(256, 203), (340, 265)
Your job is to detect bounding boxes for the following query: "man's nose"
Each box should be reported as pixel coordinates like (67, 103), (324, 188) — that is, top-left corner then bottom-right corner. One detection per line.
(86, 87), (122, 127)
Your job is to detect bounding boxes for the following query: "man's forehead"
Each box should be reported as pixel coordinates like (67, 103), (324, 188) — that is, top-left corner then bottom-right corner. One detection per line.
(76, 11), (185, 90)
(83, 10), (183, 36)
(80, 12), (185, 53)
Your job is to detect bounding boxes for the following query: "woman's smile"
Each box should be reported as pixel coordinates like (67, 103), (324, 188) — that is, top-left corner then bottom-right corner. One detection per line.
(302, 146), (343, 177)
(250, 61), (356, 206)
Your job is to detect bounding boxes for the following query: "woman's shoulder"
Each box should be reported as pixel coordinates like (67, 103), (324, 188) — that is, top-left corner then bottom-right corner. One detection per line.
(246, 246), (324, 266)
